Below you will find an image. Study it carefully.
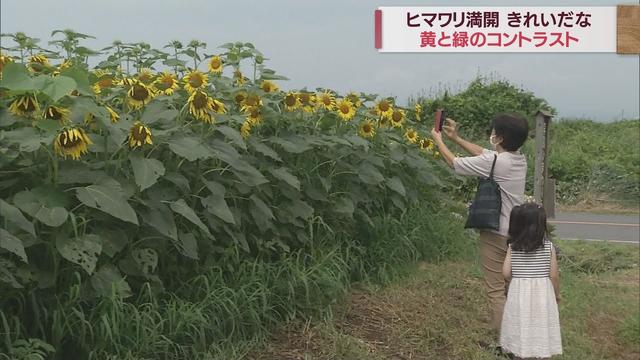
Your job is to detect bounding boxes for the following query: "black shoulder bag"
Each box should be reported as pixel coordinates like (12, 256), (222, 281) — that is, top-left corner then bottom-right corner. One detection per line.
(464, 155), (502, 231)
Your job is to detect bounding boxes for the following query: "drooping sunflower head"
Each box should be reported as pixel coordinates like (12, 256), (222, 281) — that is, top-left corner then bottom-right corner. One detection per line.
(316, 91), (335, 110)
(128, 122), (153, 148)
(240, 121), (252, 139)
(233, 69), (246, 86)
(390, 109), (406, 128)
(234, 90), (247, 105)
(419, 138), (434, 152)
(58, 59), (72, 70)
(106, 106), (120, 123)
(241, 93), (263, 112)
(208, 55), (223, 74)
(28, 54), (50, 72)
(0, 54), (14, 76)
(346, 92), (363, 108)
(260, 80), (279, 93)
(246, 107), (262, 125)
(43, 106), (70, 124)
(9, 94), (40, 117)
(53, 127), (93, 160)
(183, 70), (208, 93)
(127, 81), (155, 110)
(211, 98), (227, 114)
(335, 99), (356, 121)
(187, 90), (214, 123)
(375, 99), (394, 118)
(414, 103), (422, 121)
(297, 92), (316, 113)
(154, 71), (179, 95)
(359, 119), (376, 138)
(137, 68), (155, 84)
(283, 92), (300, 111)
(405, 128), (418, 144)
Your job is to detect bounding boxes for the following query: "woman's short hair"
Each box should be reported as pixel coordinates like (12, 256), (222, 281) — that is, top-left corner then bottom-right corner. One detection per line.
(492, 113), (529, 151)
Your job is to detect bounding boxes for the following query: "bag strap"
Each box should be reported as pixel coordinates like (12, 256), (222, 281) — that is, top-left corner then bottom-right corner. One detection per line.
(489, 154), (497, 179)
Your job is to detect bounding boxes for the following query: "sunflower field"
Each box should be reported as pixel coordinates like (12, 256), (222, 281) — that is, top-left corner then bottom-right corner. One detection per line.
(0, 30), (461, 359)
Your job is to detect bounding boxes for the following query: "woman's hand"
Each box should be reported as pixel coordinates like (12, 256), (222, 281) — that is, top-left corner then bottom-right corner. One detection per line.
(430, 127), (443, 143)
(442, 118), (459, 141)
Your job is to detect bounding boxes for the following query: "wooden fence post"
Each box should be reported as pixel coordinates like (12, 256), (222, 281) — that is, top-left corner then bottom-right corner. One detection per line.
(534, 110), (554, 216)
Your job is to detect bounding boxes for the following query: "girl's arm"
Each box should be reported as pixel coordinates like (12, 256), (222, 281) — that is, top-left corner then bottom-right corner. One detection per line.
(502, 246), (512, 282)
(550, 245), (561, 303)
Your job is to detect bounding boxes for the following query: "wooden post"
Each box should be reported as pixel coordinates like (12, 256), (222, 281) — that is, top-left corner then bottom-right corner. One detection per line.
(534, 110), (553, 205)
(544, 178), (556, 219)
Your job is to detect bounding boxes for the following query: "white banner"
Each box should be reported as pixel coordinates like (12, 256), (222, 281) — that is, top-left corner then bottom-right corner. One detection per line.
(375, 7), (617, 52)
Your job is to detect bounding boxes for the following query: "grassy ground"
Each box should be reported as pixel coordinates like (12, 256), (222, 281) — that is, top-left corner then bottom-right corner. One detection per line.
(252, 240), (640, 360)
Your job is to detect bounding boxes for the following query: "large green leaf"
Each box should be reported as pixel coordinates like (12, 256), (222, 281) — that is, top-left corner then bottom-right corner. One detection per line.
(42, 75), (76, 102)
(334, 197), (355, 216)
(358, 163), (385, 185)
(76, 179), (139, 225)
(0, 63), (34, 91)
(269, 136), (311, 153)
(216, 125), (246, 150)
(1, 127), (44, 152)
(170, 199), (211, 236)
(175, 232), (199, 259)
(285, 199), (314, 221)
(12, 187), (70, 227)
(211, 141), (268, 186)
(249, 194), (274, 229)
(0, 228), (28, 263)
(249, 140), (282, 162)
(129, 154), (165, 191)
(386, 176), (406, 197)
(269, 167), (300, 190)
(141, 102), (179, 124)
(201, 194), (235, 224)
(140, 201), (177, 240)
(0, 199), (35, 235)
(91, 264), (132, 298)
(167, 136), (212, 161)
(60, 67), (93, 95)
(56, 234), (102, 274)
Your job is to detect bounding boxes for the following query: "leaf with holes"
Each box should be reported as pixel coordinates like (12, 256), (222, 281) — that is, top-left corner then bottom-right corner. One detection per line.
(56, 234), (102, 274)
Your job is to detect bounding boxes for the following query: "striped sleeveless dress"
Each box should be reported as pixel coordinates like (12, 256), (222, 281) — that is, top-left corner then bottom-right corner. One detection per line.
(500, 240), (563, 358)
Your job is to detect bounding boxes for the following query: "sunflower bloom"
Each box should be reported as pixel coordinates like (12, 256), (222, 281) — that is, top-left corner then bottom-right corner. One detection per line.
(240, 121), (252, 139)
(208, 55), (223, 74)
(53, 127), (93, 160)
(0, 54), (14, 74)
(128, 122), (153, 148)
(378, 117), (390, 128)
(260, 80), (279, 93)
(246, 107), (262, 125)
(405, 128), (418, 144)
(283, 92), (300, 111)
(187, 90), (214, 123)
(211, 98), (227, 114)
(297, 92), (316, 113)
(183, 70), (208, 93)
(43, 106), (70, 124)
(346, 92), (362, 108)
(335, 99), (356, 121)
(359, 119), (376, 138)
(9, 95), (39, 117)
(241, 94), (263, 112)
(234, 91), (247, 105)
(390, 109), (405, 128)
(316, 91), (335, 110)
(127, 81), (155, 109)
(137, 68), (155, 84)
(28, 54), (50, 72)
(106, 106), (120, 123)
(414, 103), (422, 121)
(375, 99), (394, 119)
(419, 138), (434, 152)
(233, 69), (247, 86)
(154, 71), (179, 95)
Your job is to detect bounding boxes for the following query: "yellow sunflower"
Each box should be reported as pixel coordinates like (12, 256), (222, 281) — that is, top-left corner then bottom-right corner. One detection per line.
(260, 80), (279, 93)
(154, 71), (179, 95)
(9, 95), (39, 117)
(28, 54), (50, 72)
(316, 90), (335, 110)
(43, 106), (70, 124)
(106, 106), (120, 123)
(414, 103), (422, 121)
(211, 98), (227, 114)
(283, 92), (300, 111)
(127, 81), (155, 109)
(297, 92), (316, 113)
(187, 90), (214, 123)
(84, 113), (98, 131)
(419, 138), (435, 152)
(346, 92), (363, 108)
(335, 99), (356, 121)
(233, 69), (247, 86)
(208, 55), (223, 74)
(359, 119), (376, 138)
(58, 59), (72, 70)
(0, 54), (14, 79)
(234, 90), (247, 106)
(53, 127), (93, 160)
(405, 128), (418, 143)
(137, 68), (155, 84)
(374, 99), (394, 119)
(246, 107), (262, 125)
(390, 109), (406, 128)
(183, 70), (208, 93)
(241, 94), (263, 112)
(128, 122), (153, 148)
(240, 121), (252, 139)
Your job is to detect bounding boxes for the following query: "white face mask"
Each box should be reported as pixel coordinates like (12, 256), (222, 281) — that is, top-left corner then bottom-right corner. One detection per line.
(489, 135), (499, 149)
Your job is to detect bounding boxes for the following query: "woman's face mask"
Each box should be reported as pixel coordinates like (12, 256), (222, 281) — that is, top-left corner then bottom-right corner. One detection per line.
(489, 134), (500, 149)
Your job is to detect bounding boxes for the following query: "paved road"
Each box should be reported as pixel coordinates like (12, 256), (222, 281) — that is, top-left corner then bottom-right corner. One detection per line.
(549, 212), (639, 244)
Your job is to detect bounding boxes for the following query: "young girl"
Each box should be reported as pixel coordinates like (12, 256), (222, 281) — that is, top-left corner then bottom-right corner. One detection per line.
(501, 203), (562, 359)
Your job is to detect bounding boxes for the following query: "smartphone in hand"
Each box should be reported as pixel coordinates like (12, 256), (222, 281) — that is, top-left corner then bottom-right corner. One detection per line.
(434, 109), (446, 132)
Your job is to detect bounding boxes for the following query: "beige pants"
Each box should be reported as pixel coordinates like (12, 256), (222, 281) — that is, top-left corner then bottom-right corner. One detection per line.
(479, 231), (508, 333)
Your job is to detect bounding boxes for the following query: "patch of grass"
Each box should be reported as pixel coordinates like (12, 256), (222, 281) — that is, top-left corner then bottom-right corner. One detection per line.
(556, 239), (639, 274)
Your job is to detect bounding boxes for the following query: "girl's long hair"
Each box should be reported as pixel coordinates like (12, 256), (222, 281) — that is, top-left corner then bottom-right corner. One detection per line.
(507, 202), (547, 252)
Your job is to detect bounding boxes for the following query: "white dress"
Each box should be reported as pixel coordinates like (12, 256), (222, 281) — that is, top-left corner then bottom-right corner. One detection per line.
(500, 240), (563, 358)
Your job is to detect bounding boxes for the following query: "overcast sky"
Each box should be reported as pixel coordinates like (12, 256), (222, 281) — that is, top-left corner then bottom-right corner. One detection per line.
(1, 0), (638, 121)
